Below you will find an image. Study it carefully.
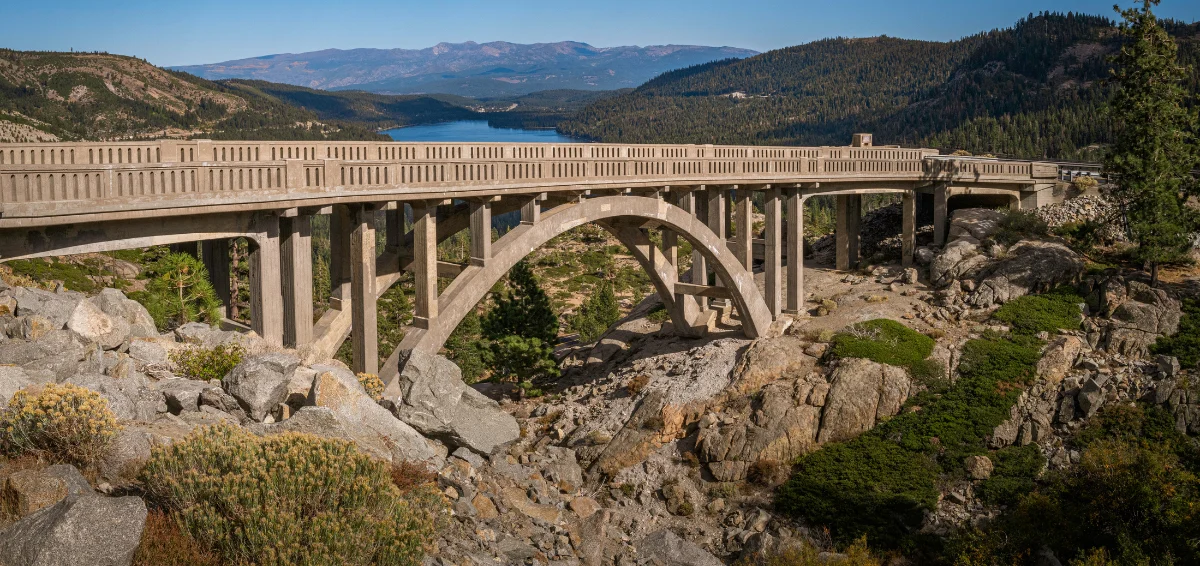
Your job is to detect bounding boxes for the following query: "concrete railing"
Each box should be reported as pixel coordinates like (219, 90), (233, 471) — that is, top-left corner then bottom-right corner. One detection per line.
(0, 140), (1056, 224)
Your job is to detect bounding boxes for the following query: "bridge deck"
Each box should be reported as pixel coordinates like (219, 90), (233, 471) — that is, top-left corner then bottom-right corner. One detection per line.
(0, 140), (1056, 228)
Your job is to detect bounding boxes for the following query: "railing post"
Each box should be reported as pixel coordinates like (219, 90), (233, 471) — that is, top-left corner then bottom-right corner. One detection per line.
(350, 204), (378, 375)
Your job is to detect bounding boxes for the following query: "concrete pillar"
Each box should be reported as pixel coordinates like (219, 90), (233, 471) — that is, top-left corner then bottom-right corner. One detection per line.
(201, 239), (231, 318)
(706, 187), (729, 309)
(691, 189), (709, 311)
(763, 187), (782, 318)
(169, 241), (198, 258)
(784, 188), (804, 315)
(469, 199), (492, 266)
(902, 193), (916, 268)
(520, 194), (541, 225)
(385, 204), (402, 254)
(330, 204), (352, 308)
(249, 214), (283, 346)
(933, 185), (949, 246)
(835, 194), (861, 271)
(350, 204), (379, 375)
(412, 201), (438, 329)
(281, 214), (314, 348)
(734, 188), (753, 271)
(671, 190), (703, 327)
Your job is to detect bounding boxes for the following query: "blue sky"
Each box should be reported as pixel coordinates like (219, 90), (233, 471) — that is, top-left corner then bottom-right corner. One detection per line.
(6, 0), (1199, 67)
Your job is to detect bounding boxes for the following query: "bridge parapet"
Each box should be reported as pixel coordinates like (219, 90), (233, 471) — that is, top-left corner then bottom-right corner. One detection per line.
(0, 140), (1054, 227)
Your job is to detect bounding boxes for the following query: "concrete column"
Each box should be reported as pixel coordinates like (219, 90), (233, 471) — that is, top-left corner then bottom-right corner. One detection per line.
(412, 201), (438, 329)
(169, 241), (198, 258)
(933, 185), (949, 246)
(706, 187), (729, 309)
(385, 204), (402, 254)
(520, 194), (541, 225)
(691, 189), (709, 311)
(249, 214), (284, 346)
(734, 188), (753, 271)
(350, 204), (379, 375)
(784, 189), (805, 315)
(281, 214), (314, 348)
(902, 193), (916, 268)
(763, 187), (782, 318)
(670, 190), (703, 327)
(469, 199), (492, 266)
(330, 204), (352, 308)
(201, 239), (231, 318)
(835, 194), (861, 271)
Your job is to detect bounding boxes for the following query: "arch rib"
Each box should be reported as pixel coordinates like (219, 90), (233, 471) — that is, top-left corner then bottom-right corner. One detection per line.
(382, 196), (773, 382)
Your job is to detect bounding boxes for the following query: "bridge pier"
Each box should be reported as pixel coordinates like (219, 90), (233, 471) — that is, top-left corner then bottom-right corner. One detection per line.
(933, 184), (949, 246)
(412, 200), (438, 329)
(835, 194), (861, 271)
(330, 205), (353, 309)
(733, 187), (754, 271)
(706, 187), (729, 313)
(785, 188), (805, 315)
(469, 198), (493, 266)
(281, 212), (314, 349)
(902, 193), (916, 268)
(201, 239), (231, 318)
(763, 187), (782, 317)
(248, 214), (284, 346)
(350, 204), (378, 375)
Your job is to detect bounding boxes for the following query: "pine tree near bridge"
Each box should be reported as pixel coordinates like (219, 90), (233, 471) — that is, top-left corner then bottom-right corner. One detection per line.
(1105, 0), (1199, 285)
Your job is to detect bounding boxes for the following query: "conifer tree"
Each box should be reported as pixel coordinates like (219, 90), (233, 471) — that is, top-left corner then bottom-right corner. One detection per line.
(570, 281), (621, 343)
(482, 260), (559, 344)
(1104, 0), (1199, 285)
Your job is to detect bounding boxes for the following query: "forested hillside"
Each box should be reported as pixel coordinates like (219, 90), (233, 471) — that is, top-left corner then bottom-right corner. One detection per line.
(0, 50), (389, 142)
(560, 13), (1200, 160)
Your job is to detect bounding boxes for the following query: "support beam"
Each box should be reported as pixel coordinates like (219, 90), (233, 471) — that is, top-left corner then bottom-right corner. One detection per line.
(385, 203), (403, 254)
(734, 188), (754, 271)
(330, 204), (352, 308)
(674, 282), (732, 299)
(280, 214), (314, 348)
(469, 199), (492, 266)
(934, 184), (949, 246)
(350, 204), (378, 375)
(835, 194), (861, 271)
(763, 187), (782, 318)
(902, 192), (916, 268)
(248, 214), (283, 346)
(784, 188), (805, 315)
(201, 239), (231, 318)
(412, 201), (438, 329)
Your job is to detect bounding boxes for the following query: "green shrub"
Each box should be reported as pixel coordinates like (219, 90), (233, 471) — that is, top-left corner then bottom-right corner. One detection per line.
(1, 383), (121, 470)
(1055, 220), (1104, 254)
(445, 312), (492, 384)
(646, 303), (671, 324)
(131, 253), (222, 331)
(829, 319), (935, 371)
(994, 209), (1049, 246)
(734, 537), (882, 566)
(976, 445), (1045, 506)
(170, 344), (246, 382)
(779, 332), (1044, 552)
(778, 435), (940, 550)
(489, 335), (559, 383)
(991, 288), (1084, 335)
(140, 424), (443, 566)
(6, 258), (103, 293)
(1152, 299), (1200, 369)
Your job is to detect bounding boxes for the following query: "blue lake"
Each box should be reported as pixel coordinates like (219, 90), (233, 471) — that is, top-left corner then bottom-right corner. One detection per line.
(382, 120), (581, 143)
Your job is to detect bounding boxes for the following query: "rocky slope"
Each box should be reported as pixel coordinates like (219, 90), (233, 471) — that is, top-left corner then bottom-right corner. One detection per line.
(0, 205), (1195, 565)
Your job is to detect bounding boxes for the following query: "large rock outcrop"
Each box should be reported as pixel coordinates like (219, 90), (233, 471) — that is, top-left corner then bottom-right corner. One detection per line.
(1082, 277), (1182, 358)
(222, 353), (301, 421)
(390, 350), (520, 455)
(968, 241), (1085, 307)
(0, 491), (147, 566)
(817, 358), (912, 444)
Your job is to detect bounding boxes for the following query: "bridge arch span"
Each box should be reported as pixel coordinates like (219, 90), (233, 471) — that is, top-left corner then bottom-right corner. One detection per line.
(383, 195), (773, 380)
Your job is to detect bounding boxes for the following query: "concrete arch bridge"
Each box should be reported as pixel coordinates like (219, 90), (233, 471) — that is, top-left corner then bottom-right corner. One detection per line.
(0, 137), (1059, 384)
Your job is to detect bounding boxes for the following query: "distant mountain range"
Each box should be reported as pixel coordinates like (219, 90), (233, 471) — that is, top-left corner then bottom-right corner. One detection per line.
(172, 42), (758, 97)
